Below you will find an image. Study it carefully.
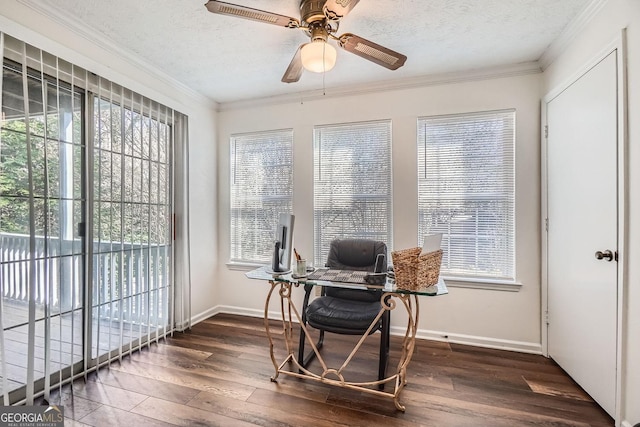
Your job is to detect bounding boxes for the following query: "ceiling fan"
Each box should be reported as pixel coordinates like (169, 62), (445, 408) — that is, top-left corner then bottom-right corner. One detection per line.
(204, 0), (407, 83)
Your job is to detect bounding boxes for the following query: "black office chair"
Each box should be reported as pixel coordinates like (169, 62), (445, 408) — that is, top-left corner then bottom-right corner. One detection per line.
(298, 239), (390, 384)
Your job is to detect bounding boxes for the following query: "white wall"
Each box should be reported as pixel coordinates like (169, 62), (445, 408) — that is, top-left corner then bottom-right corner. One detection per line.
(542, 0), (639, 425)
(217, 72), (543, 352)
(0, 1), (219, 324)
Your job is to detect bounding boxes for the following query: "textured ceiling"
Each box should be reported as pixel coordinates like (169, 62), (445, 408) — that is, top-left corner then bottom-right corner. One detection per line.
(26, 0), (591, 104)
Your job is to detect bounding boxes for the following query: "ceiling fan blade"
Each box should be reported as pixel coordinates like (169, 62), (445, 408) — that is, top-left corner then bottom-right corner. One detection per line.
(205, 1), (300, 28)
(323, 0), (360, 20)
(338, 33), (407, 70)
(282, 45), (304, 83)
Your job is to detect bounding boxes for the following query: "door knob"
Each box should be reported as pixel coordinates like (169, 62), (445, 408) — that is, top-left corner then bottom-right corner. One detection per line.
(595, 250), (614, 262)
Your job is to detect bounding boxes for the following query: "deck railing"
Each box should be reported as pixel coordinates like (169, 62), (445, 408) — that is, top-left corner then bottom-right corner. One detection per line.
(0, 232), (169, 323)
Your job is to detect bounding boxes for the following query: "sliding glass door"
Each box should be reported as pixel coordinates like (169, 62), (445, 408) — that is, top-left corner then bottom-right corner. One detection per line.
(0, 33), (183, 405)
(0, 57), (85, 403)
(90, 90), (173, 363)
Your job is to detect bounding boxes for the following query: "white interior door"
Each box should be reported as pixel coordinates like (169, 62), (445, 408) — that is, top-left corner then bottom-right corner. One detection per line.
(546, 51), (618, 416)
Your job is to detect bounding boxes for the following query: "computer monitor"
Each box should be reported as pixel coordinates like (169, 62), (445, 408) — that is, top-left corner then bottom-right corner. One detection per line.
(272, 213), (295, 272)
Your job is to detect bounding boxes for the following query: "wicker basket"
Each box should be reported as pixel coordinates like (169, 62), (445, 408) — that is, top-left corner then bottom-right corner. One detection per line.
(417, 249), (443, 288)
(392, 247), (442, 291)
(391, 247), (421, 290)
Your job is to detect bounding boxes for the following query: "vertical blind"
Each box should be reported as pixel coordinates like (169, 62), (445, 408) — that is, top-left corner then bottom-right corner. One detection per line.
(90, 84), (175, 366)
(417, 110), (515, 280)
(313, 120), (392, 267)
(0, 34), (87, 405)
(0, 32), (190, 405)
(230, 130), (293, 264)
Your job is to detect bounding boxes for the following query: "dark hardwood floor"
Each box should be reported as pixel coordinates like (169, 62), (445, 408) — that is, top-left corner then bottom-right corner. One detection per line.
(43, 313), (613, 426)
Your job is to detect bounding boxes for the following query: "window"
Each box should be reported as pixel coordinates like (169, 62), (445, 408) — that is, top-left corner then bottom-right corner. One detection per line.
(313, 120), (392, 267)
(230, 130), (293, 264)
(417, 110), (515, 280)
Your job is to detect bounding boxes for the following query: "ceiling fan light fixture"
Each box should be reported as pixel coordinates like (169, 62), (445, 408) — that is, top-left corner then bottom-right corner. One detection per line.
(300, 40), (337, 73)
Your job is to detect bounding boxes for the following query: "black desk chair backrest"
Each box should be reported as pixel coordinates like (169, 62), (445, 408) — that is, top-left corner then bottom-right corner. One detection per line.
(325, 239), (387, 302)
(299, 238), (390, 385)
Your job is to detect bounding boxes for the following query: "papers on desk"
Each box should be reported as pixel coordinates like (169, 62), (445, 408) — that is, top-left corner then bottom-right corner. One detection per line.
(421, 233), (442, 255)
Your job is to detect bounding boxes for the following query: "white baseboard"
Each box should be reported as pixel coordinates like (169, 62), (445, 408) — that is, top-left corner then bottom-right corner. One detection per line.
(206, 305), (542, 355)
(621, 421), (633, 427)
(404, 327), (543, 355)
(189, 306), (219, 327)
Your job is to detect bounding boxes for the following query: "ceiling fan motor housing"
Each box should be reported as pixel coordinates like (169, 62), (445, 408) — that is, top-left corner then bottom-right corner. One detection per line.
(300, 0), (326, 25)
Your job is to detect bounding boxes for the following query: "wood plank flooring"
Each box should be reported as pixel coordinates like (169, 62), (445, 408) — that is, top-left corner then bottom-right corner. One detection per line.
(40, 313), (613, 426)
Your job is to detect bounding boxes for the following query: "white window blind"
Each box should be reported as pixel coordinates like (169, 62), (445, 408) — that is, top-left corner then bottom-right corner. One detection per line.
(418, 110), (515, 280)
(313, 120), (392, 267)
(230, 130), (293, 264)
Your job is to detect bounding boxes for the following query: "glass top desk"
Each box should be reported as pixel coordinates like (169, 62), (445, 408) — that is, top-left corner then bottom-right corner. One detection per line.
(246, 266), (448, 411)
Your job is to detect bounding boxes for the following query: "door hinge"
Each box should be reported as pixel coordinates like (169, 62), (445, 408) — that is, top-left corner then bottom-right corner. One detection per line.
(544, 310), (550, 325)
(545, 218), (549, 232)
(544, 125), (549, 139)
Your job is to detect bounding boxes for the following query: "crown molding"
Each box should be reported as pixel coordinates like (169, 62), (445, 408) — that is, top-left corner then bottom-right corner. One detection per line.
(15, 0), (217, 111)
(539, 0), (609, 70)
(217, 61), (542, 112)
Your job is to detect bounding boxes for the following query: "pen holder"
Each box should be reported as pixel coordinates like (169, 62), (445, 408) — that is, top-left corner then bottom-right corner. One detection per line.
(295, 259), (307, 276)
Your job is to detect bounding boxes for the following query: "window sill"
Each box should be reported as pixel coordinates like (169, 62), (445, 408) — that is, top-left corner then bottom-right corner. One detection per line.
(442, 276), (522, 292)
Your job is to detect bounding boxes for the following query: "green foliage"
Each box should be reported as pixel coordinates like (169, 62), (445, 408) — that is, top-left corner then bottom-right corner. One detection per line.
(1, 119), (42, 234)
(1, 84), (171, 246)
